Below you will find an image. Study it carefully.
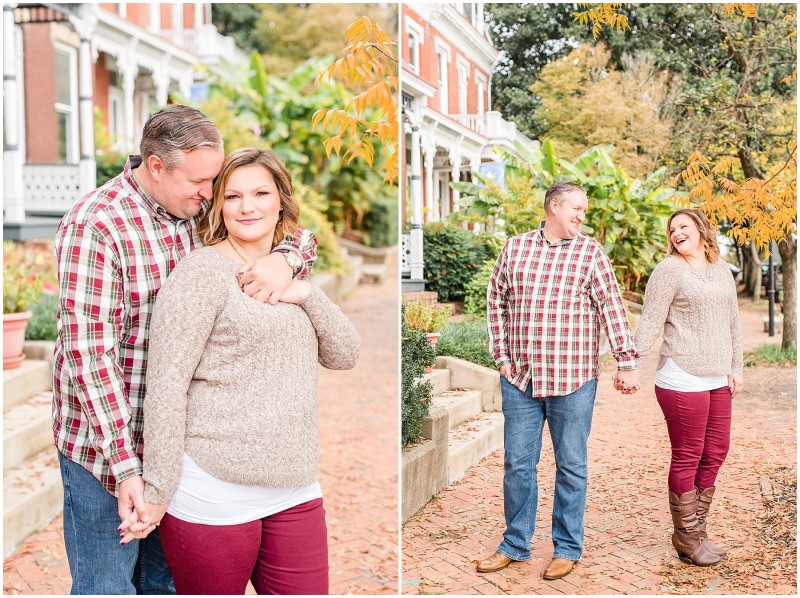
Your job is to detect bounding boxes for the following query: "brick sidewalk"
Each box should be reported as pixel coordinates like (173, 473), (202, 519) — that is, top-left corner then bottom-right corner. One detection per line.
(3, 255), (400, 595)
(402, 301), (796, 595)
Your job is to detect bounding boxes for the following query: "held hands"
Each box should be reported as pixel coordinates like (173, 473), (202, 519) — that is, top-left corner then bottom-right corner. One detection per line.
(237, 253), (294, 304)
(728, 373), (743, 397)
(613, 369), (641, 395)
(117, 476), (167, 544)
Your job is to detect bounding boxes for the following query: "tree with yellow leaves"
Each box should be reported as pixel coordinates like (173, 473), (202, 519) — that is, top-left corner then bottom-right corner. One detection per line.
(313, 16), (398, 183)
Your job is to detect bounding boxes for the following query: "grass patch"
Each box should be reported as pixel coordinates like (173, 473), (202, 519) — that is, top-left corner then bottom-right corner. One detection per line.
(744, 342), (797, 367)
(435, 320), (495, 369)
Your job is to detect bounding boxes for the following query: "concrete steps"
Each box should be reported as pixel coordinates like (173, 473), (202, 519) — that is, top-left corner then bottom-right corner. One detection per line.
(4, 391), (53, 470)
(428, 359), (504, 486)
(4, 359), (51, 409)
(3, 347), (61, 558)
(3, 447), (63, 558)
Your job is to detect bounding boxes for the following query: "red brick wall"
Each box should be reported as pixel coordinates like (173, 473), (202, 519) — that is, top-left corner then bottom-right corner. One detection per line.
(184, 4), (195, 29)
(160, 4), (171, 29)
(23, 23), (58, 163)
(124, 4), (149, 28)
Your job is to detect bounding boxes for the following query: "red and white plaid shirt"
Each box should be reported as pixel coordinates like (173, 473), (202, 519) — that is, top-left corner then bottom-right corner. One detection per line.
(53, 156), (317, 495)
(487, 228), (636, 398)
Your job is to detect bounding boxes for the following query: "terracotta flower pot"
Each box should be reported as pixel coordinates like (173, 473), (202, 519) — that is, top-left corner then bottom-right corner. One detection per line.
(425, 331), (441, 348)
(3, 311), (32, 369)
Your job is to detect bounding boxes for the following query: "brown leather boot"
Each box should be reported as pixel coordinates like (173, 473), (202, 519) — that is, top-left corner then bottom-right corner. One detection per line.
(669, 489), (721, 566)
(696, 487), (727, 557)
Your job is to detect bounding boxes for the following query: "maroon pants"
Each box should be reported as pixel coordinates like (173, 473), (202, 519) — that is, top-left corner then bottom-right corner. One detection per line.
(655, 385), (732, 495)
(158, 498), (328, 595)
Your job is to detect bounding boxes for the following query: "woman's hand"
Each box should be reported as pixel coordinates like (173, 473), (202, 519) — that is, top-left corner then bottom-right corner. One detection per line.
(728, 373), (743, 397)
(279, 280), (312, 304)
(119, 502), (169, 545)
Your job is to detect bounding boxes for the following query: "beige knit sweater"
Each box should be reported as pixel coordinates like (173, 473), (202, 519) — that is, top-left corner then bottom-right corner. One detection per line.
(142, 246), (359, 504)
(634, 256), (743, 376)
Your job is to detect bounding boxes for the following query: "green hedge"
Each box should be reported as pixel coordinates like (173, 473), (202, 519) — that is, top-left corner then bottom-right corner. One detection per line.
(25, 293), (59, 341)
(422, 224), (499, 302)
(361, 193), (398, 248)
(435, 320), (495, 369)
(463, 259), (497, 318)
(401, 308), (435, 446)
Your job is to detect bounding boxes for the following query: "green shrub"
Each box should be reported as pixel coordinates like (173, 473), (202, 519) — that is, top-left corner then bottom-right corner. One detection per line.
(463, 259), (497, 317)
(26, 293), (59, 341)
(402, 308), (435, 446)
(422, 223), (499, 302)
(361, 193), (398, 248)
(435, 320), (495, 369)
(745, 342), (797, 367)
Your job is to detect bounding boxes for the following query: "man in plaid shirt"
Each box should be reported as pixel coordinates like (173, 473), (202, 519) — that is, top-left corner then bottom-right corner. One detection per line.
(477, 181), (639, 580)
(53, 105), (316, 594)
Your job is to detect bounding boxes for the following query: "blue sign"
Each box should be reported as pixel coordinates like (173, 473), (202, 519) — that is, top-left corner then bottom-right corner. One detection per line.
(476, 161), (507, 189)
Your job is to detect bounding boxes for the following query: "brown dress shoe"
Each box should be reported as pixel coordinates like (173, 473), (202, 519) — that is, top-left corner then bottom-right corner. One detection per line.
(542, 557), (577, 580)
(475, 552), (513, 573)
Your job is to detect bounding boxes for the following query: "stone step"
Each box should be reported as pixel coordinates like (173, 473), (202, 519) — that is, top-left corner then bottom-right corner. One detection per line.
(424, 368), (450, 397)
(3, 359), (51, 409)
(4, 447), (63, 558)
(4, 392), (53, 470)
(448, 412), (505, 484)
(431, 388), (483, 431)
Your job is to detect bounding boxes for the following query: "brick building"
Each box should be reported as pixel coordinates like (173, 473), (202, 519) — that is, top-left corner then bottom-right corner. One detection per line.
(400, 2), (534, 289)
(3, 2), (244, 239)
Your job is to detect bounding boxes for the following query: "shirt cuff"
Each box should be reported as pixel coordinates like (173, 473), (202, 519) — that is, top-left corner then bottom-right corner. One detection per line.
(615, 356), (637, 371)
(109, 453), (143, 487)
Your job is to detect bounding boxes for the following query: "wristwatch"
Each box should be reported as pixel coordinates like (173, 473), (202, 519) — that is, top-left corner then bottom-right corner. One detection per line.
(281, 250), (303, 277)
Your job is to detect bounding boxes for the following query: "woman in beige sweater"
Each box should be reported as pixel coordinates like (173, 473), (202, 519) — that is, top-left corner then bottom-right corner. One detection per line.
(121, 148), (359, 594)
(634, 209), (743, 568)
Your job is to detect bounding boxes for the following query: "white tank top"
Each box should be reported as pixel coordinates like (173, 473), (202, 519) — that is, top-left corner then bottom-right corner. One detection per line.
(655, 358), (729, 392)
(166, 453), (322, 525)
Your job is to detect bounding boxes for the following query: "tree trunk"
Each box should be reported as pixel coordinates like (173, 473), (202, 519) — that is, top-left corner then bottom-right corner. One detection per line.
(741, 242), (754, 294)
(749, 242), (763, 303)
(777, 237), (796, 350)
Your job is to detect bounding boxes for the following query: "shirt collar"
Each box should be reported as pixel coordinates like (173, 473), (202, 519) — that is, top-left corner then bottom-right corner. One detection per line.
(536, 222), (574, 247)
(123, 155), (210, 222)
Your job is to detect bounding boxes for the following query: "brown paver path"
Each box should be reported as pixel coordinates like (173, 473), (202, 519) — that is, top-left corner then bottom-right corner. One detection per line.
(3, 254), (400, 595)
(402, 300), (796, 595)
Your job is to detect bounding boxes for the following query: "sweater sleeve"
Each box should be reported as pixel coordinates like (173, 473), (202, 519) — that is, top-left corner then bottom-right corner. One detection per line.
(299, 285), (360, 370)
(729, 276), (744, 374)
(634, 259), (680, 365)
(142, 257), (224, 504)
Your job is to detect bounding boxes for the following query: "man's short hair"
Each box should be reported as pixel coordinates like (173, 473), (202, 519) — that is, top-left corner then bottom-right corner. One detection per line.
(139, 104), (223, 171)
(543, 181), (586, 212)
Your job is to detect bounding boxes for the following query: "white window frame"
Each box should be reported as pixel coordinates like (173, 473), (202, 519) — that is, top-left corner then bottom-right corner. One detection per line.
(172, 4), (183, 30)
(475, 72), (487, 115)
(54, 43), (79, 164)
(456, 57), (470, 115)
(435, 39), (451, 114)
(15, 25), (26, 160)
(108, 86), (125, 150)
(118, 3), (127, 19)
(148, 3), (161, 30)
(405, 19), (424, 74)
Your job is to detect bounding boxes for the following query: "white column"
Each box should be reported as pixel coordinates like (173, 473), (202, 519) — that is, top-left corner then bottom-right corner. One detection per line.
(194, 3), (204, 28)
(408, 117), (425, 282)
(152, 68), (170, 107)
(450, 153), (462, 213)
(118, 54), (138, 153)
(178, 73), (192, 100)
(423, 144), (436, 222)
(4, 3), (25, 223)
(70, 6), (98, 194)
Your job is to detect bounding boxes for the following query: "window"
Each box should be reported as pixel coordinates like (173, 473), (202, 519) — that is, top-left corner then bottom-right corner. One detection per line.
(148, 3), (161, 30)
(408, 31), (419, 71)
(437, 50), (449, 113)
(476, 76), (486, 114)
(457, 64), (468, 114)
(54, 45), (78, 164)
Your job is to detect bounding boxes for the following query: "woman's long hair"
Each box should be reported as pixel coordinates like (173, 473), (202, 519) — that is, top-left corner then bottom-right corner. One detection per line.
(198, 148), (299, 249)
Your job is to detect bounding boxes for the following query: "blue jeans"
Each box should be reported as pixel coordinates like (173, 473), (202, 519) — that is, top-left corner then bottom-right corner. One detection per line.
(58, 451), (175, 595)
(498, 377), (597, 562)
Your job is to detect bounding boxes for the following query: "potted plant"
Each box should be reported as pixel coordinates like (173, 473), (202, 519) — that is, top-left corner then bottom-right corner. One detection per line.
(403, 300), (451, 349)
(3, 241), (49, 369)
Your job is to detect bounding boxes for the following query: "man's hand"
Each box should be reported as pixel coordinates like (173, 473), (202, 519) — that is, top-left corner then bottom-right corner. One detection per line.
(119, 502), (169, 545)
(238, 252), (295, 304)
(117, 476), (150, 540)
(613, 369), (640, 395)
(728, 373), (743, 397)
(499, 364), (512, 382)
(279, 280), (312, 305)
